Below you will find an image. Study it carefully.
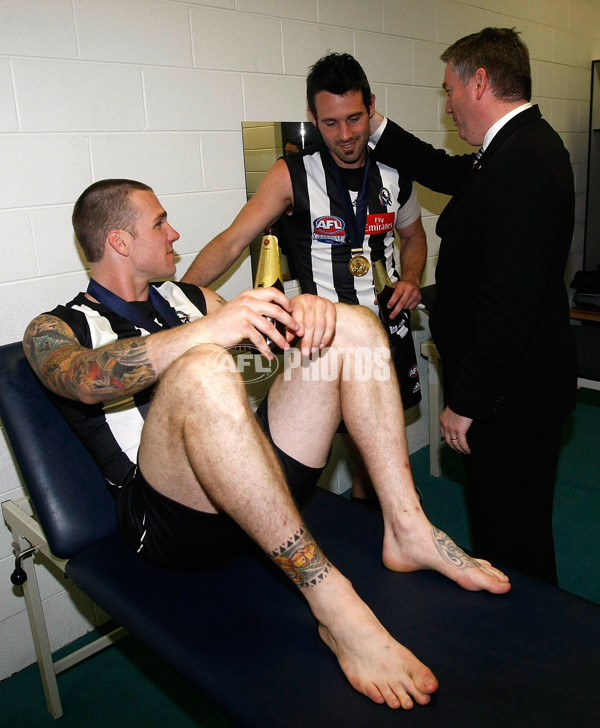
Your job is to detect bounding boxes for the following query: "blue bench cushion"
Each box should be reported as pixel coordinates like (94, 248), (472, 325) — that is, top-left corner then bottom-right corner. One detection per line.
(3, 340), (600, 727)
(67, 488), (600, 728)
(0, 342), (117, 557)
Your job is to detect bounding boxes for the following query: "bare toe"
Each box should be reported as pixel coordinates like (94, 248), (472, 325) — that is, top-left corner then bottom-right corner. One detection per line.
(317, 602), (438, 711)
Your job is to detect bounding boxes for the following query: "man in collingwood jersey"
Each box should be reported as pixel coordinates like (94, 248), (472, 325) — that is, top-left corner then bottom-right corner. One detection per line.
(24, 179), (510, 713)
(183, 52), (427, 504)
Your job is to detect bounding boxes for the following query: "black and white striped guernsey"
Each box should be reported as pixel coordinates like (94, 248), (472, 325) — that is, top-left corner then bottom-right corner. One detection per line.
(281, 147), (420, 315)
(44, 280), (207, 496)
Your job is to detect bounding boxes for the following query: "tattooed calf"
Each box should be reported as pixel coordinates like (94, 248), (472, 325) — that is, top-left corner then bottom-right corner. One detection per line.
(272, 527), (331, 588)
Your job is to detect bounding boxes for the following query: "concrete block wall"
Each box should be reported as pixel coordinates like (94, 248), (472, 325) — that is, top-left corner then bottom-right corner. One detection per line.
(1, 0), (599, 681)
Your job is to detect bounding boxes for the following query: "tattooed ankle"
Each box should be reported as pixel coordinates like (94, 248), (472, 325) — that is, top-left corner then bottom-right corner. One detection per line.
(271, 527), (332, 588)
(432, 527), (474, 569)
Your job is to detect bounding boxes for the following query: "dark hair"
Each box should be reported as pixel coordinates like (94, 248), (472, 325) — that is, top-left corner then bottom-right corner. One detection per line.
(306, 52), (372, 118)
(72, 179), (153, 263)
(441, 27), (531, 102)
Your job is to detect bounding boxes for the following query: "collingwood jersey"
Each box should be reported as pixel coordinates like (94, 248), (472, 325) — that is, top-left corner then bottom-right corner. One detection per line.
(281, 147), (420, 316)
(44, 280), (207, 496)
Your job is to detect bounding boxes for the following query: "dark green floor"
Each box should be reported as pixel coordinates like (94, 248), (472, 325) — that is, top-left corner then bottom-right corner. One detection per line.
(2, 389), (599, 727)
(409, 387), (600, 606)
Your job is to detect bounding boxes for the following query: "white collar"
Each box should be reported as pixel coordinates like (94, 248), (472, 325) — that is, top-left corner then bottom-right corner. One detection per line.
(482, 102), (532, 152)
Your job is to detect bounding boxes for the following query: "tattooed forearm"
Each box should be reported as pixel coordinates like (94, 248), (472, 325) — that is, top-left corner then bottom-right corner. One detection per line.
(272, 527), (331, 588)
(24, 314), (156, 402)
(432, 527), (475, 570)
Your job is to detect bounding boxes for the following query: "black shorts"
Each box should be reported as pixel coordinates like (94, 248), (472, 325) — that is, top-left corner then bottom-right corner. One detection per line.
(116, 395), (323, 571)
(390, 313), (421, 411)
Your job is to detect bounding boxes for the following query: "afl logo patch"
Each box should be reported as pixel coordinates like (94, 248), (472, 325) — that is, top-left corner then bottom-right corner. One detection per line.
(409, 364), (419, 378)
(312, 215), (346, 245)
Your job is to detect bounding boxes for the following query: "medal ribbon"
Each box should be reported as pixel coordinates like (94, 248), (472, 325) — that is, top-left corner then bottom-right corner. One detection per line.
(87, 279), (183, 333)
(322, 151), (371, 249)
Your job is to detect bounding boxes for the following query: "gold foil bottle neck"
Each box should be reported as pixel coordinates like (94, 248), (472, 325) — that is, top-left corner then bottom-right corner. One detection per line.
(255, 234), (283, 290)
(372, 258), (392, 296)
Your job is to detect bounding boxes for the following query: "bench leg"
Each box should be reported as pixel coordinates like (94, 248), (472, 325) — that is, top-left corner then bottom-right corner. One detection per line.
(13, 532), (64, 719)
(4, 500), (128, 719)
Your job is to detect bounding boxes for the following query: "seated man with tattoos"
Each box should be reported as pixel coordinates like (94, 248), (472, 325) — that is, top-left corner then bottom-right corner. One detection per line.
(23, 179), (510, 712)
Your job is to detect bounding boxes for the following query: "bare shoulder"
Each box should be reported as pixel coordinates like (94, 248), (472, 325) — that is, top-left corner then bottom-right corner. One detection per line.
(23, 313), (92, 400)
(23, 314), (79, 372)
(23, 312), (156, 404)
(254, 157), (294, 207)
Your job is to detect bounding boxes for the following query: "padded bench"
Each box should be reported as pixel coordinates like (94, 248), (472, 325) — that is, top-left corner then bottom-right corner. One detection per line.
(2, 341), (600, 727)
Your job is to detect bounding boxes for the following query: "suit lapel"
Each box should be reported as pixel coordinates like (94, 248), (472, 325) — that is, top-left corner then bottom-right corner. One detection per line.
(475, 105), (541, 171)
(440, 105), (542, 221)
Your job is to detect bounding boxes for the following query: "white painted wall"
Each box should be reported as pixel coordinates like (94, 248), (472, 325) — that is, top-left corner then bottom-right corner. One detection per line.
(1, 0), (599, 681)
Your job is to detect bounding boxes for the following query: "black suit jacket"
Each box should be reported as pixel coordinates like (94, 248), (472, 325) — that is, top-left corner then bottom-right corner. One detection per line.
(374, 106), (577, 427)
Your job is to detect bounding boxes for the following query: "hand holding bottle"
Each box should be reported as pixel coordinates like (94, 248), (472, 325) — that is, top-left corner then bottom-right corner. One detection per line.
(372, 258), (411, 338)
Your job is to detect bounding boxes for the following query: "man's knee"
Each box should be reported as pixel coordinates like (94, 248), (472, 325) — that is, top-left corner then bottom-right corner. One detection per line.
(157, 344), (245, 410)
(334, 303), (387, 346)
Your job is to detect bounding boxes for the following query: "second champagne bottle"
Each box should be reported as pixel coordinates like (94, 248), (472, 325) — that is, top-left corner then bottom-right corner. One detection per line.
(372, 257), (400, 335)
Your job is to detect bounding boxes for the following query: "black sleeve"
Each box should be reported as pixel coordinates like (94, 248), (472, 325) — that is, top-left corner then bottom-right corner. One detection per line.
(372, 119), (474, 195)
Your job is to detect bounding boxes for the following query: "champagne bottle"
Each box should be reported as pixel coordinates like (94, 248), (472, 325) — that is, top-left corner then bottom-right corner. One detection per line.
(372, 258), (399, 334)
(254, 231), (286, 352)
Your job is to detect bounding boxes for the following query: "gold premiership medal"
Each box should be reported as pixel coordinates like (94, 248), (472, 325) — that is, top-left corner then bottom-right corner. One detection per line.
(349, 249), (370, 277)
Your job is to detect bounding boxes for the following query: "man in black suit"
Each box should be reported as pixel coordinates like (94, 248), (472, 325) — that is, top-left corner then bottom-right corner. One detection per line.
(371, 27), (577, 584)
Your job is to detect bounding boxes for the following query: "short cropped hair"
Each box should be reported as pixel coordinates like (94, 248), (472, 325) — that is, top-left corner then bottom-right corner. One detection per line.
(441, 27), (531, 102)
(72, 179), (153, 263)
(306, 52), (372, 118)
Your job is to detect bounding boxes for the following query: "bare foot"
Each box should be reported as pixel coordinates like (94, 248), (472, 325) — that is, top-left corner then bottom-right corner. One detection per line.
(310, 570), (439, 709)
(383, 517), (511, 594)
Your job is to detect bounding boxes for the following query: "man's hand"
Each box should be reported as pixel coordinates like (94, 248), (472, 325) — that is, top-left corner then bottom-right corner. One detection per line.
(440, 406), (473, 454)
(384, 280), (423, 319)
(289, 294), (337, 355)
(197, 288), (337, 358)
(200, 287), (300, 358)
